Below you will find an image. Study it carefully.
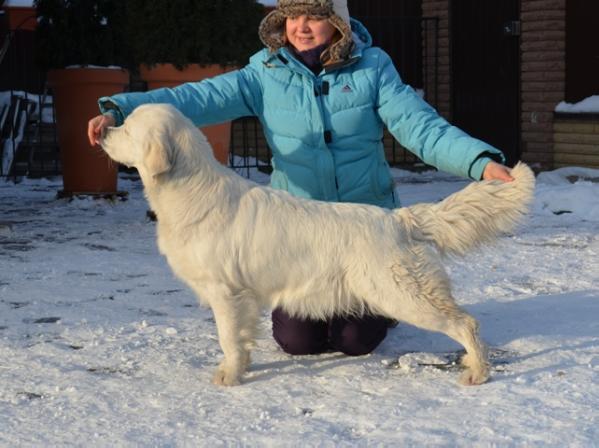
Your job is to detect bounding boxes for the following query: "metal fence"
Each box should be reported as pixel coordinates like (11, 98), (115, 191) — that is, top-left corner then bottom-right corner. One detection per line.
(1, 14), (60, 181)
(0, 89), (59, 180)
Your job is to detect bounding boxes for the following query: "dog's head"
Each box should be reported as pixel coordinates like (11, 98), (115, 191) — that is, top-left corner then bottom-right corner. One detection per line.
(101, 104), (185, 183)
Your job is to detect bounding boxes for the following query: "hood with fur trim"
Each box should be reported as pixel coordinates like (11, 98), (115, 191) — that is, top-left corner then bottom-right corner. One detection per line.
(258, 0), (354, 67)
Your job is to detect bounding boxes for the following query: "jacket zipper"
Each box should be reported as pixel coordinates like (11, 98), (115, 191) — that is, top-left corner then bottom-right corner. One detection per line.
(314, 78), (339, 200)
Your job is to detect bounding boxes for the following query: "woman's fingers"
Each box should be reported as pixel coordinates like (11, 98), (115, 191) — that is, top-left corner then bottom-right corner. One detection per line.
(482, 161), (514, 182)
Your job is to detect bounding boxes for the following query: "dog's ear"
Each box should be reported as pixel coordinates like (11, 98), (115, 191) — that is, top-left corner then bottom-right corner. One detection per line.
(143, 131), (172, 177)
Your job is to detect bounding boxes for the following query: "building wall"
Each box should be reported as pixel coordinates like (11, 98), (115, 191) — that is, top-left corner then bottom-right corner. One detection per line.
(553, 116), (599, 168)
(520, 0), (566, 169)
(421, 0), (451, 118)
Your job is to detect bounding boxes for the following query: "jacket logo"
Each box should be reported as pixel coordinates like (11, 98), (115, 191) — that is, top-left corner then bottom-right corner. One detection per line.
(341, 84), (353, 93)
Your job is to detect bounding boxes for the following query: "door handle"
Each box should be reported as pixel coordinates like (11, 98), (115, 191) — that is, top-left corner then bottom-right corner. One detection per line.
(503, 20), (521, 37)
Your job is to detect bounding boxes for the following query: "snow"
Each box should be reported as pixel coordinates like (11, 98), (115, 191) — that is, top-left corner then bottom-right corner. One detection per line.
(1, 165), (598, 446)
(555, 95), (599, 114)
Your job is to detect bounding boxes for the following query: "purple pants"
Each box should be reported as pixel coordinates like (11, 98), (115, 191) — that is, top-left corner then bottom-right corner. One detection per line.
(271, 308), (390, 356)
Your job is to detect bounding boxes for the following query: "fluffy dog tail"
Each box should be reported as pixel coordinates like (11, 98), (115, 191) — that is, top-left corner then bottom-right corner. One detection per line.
(397, 162), (536, 256)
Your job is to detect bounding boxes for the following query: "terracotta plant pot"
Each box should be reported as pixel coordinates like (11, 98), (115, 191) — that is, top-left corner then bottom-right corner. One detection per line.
(139, 64), (234, 165)
(48, 67), (129, 195)
(3, 5), (37, 31)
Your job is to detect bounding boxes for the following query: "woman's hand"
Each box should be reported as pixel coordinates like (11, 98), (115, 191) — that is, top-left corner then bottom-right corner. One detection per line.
(87, 114), (115, 146)
(482, 160), (514, 182)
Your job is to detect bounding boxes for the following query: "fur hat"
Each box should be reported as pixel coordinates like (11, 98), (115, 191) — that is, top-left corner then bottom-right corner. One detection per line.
(259, 0), (354, 66)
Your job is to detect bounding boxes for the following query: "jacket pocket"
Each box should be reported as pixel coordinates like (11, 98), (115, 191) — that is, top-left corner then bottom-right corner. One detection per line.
(371, 161), (393, 200)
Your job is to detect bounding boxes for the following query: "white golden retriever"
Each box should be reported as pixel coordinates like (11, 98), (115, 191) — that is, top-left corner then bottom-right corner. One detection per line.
(101, 104), (535, 386)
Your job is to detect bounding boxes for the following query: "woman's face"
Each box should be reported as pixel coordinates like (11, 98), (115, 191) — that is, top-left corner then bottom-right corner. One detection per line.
(285, 15), (336, 52)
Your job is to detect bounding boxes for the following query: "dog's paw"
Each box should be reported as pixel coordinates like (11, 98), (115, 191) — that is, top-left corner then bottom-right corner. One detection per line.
(459, 350), (490, 385)
(212, 367), (242, 387)
(459, 366), (490, 386)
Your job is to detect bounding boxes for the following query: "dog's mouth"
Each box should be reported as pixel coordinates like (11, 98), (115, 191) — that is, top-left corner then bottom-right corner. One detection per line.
(99, 127), (119, 156)
(98, 127), (130, 166)
(100, 126), (115, 145)
(100, 128), (114, 159)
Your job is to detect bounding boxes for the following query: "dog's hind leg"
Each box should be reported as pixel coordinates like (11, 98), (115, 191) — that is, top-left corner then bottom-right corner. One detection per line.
(437, 308), (490, 386)
(374, 265), (490, 385)
(455, 318), (490, 385)
(385, 296), (489, 385)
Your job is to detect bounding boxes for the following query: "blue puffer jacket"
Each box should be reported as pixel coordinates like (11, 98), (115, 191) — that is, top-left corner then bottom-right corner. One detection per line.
(99, 19), (503, 208)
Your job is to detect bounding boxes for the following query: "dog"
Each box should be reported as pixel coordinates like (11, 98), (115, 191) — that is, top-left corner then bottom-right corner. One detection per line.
(101, 104), (535, 386)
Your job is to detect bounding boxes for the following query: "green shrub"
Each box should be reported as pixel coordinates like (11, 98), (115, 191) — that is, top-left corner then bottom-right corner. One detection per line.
(34, 0), (130, 70)
(125, 0), (265, 69)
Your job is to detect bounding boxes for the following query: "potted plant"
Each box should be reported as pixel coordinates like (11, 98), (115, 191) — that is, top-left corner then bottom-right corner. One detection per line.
(2, 0), (37, 31)
(124, 0), (264, 164)
(34, 0), (131, 195)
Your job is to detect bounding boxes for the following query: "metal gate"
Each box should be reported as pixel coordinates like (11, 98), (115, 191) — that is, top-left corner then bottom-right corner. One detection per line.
(450, 0), (521, 165)
(566, 0), (599, 103)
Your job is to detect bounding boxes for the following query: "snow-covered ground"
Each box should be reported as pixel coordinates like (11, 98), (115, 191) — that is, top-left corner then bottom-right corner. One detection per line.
(1, 165), (598, 446)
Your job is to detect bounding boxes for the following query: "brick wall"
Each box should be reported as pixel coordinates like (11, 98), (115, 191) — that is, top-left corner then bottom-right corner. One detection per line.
(421, 0), (450, 119)
(520, 0), (566, 169)
(553, 116), (599, 168)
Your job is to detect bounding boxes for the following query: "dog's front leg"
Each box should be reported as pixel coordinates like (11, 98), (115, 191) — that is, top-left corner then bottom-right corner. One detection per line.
(209, 296), (248, 387)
